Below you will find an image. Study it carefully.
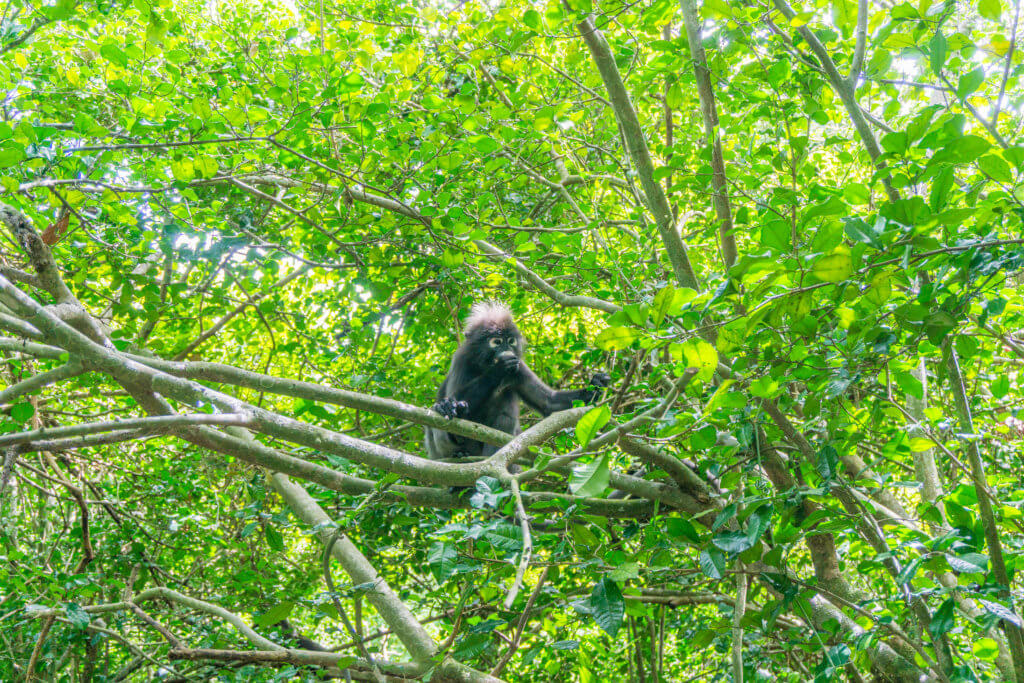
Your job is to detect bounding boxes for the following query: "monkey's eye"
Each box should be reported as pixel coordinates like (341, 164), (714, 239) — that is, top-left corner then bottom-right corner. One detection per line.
(507, 337), (517, 346)
(488, 337), (501, 348)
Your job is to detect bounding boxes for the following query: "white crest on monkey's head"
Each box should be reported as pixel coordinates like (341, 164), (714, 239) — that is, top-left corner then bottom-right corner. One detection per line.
(464, 301), (515, 335)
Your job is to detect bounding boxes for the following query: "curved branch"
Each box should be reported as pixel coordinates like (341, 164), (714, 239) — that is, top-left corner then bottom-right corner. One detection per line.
(474, 240), (621, 314)
(575, 16), (701, 290)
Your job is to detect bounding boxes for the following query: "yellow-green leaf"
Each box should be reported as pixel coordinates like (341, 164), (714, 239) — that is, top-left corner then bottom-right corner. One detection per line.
(651, 285), (675, 325)
(673, 339), (718, 381)
(171, 159), (195, 182)
(576, 405), (611, 448)
(596, 326), (640, 351)
(812, 251), (853, 282)
(666, 82), (684, 109)
(866, 271), (892, 305)
(909, 437), (936, 453)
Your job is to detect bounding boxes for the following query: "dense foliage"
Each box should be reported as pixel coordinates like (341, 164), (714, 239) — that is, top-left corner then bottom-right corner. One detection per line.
(1, 0), (1024, 680)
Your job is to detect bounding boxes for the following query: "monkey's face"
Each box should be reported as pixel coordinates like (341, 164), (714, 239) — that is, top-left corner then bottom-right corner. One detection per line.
(486, 332), (520, 364)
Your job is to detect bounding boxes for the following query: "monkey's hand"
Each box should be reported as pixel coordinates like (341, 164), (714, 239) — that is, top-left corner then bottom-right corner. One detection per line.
(582, 372), (612, 403)
(495, 355), (521, 376)
(433, 397), (469, 420)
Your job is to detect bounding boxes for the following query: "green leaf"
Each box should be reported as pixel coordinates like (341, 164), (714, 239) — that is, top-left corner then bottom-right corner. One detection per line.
(908, 437), (936, 452)
(570, 455), (610, 497)
(666, 516), (700, 543)
(100, 42), (128, 67)
(865, 271), (892, 305)
(651, 284), (675, 325)
(843, 217), (882, 248)
(843, 182), (870, 205)
(674, 339), (718, 382)
(0, 141), (26, 168)
(711, 530), (755, 555)
(255, 601), (295, 627)
(171, 159), (195, 182)
(928, 599), (956, 638)
(589, 578), (624, 637)
(596, 326), (640, 351)
(65, 603), (90, 629)
(698, 548), (725, 579)
(974, 638), (1001, 660)
(666, 82), (684, 110)
(428, 542), (458, 583)
(608, 562), (639, 582)
(194, 156), (218, 178)
(760, 219), (791, 253)
(945, 553), (987, 573)
(979, 0), (1002, 20)
(957, 67), (986, 99)
(979, 599), (1023, 627)
(812, 251), (854, 282)
(575, 405), (611, 448)
(979, 153), (1013, 182)
(522, 9), (541, 30)
(264, 525), (285, 552)
(929, 31), (947, 74)
(11, 402), (34, 423)
(816, 445), (839, 480)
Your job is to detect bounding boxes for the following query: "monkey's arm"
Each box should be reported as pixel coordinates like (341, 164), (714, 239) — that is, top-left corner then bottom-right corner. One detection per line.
(435, 369), (507, 417)
(517, 364), (610, 416)
(427, 367), (511, 459)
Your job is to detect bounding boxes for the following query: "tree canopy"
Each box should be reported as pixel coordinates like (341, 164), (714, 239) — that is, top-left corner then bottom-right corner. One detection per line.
(2, 0), (1024, 680)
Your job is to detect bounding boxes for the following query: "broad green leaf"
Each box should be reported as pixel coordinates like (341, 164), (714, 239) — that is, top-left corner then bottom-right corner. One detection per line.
(608, 562), (639, 581)
(812, 251), (853, 282)
(716, 319), (745, 353)
(570, 455), (610, 497)
(864, 270), (888, 305)
(100, 42), (128, 67)
(264, 525), (285, 551)
(908, 437), (936, 452)
(666, 516), (700, 543)
(843, 182), (870, 205)
(666, 82), (684, 109)
(945, 553), (987, 573)
(0, 141), (26, 168)
(11, 402), (34, 423)
(979, 600), (1023, 627)
(255, 601), (295, 627)
(974, 638), (1001, 660)
(575, 405), (611, 448)
(816, 445), (839, 480)
(843, 217), (881, 248)
(957, 67), (986, 98)
(698, 548), (725, 579)
(589, 578), (624, 637)
(65, 603), (90, 629)
(596, 326), (640, 351)
(651, 284), (675, 325)
(979, 153), (1013, 182)
(673, 339), (718, 381)
(929, 31), (947, 73)
(979, 0), (1002, 20)
(711, 530), (754, 555)
(760, 219), (791, 253)
(194, 156), (218, 178)
(427, 542), (458, 583)
(171, 159), (195, 182)
(395, 48), (422, 77)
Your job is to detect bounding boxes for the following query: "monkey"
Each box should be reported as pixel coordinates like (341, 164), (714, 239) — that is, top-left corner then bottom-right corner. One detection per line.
(424, 302), (610, 461)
